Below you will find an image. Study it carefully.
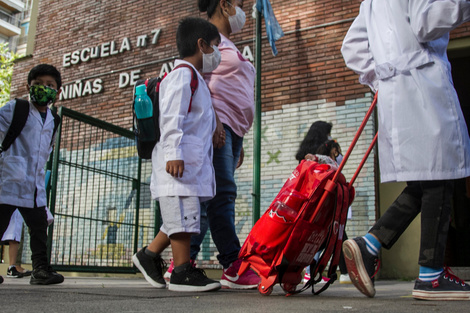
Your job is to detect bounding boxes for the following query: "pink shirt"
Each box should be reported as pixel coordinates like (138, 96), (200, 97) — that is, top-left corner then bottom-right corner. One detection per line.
(204, 34), (256, 137)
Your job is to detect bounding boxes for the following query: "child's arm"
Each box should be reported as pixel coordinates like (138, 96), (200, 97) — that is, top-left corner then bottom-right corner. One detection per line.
(341, 5), (377, 92)
(159, 68), (193, 177)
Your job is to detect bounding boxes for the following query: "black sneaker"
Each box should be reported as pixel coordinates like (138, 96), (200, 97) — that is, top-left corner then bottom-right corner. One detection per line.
(413, 267), (470, 300)
(132, 246), (166, 288)
(342, 237), (379, 298)
(30, 266), (64, 285)
(7, 265), (24, 278)
(0, 275), (3, 284)
(169, 264), (221, 292)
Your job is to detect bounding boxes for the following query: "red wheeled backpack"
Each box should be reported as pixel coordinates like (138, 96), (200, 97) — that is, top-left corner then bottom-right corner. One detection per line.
(238, 93), (378, 296)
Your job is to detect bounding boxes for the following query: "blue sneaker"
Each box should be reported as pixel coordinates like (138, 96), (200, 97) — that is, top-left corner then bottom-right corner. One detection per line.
(413, 267), (470, 301)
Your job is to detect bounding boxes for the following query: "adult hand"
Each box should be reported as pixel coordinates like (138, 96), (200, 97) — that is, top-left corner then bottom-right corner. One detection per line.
(236, 147), (244, 169)
(166, 160), (184, 178)
(213, 119), (226, 149)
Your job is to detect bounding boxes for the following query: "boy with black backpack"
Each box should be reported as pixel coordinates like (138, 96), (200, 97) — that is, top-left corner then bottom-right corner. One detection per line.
(0, 64), (63, 285)
(132, 17), (222, 292)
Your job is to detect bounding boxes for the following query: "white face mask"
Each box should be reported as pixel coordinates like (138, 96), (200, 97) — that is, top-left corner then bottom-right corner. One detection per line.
(202, 45), (221, 73)
(228, 6), (246, 34)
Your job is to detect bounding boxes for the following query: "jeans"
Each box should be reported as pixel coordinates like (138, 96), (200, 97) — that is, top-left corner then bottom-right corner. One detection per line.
(370, 180), (454, 268)
(190, 124), (243, 268)
(0, 203), (49, 269)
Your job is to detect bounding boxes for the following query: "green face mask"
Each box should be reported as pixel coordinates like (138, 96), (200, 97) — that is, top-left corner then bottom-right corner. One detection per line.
(29, 84), (58, 107)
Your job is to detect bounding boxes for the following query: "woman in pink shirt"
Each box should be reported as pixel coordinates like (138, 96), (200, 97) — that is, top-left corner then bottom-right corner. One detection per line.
(194, 0), (258, 289)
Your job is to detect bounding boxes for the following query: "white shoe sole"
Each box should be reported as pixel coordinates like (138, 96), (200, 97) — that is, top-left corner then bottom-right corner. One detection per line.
(220, 279), (258, 289)
(343, 240), (375, 298)
(169, 281), (221, 292)
(132, 254), (166, 289)
(412, 290), (470, 301)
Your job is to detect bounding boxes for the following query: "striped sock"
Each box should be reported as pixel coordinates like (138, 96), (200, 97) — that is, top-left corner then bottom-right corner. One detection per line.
(419, 266), (443, 282)
(363, 233), (381, 256)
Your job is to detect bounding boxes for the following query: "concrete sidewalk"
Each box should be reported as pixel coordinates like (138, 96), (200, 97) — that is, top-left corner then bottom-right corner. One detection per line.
(0, 276), (467, 313)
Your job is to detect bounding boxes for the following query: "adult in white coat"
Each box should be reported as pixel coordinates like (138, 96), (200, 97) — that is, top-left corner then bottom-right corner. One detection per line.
(0, 64), (64, 285)
(341, 0), (470, 301)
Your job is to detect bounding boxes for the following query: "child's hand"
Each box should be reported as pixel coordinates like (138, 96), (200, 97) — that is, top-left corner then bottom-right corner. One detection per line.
(166, 160), (184, 178)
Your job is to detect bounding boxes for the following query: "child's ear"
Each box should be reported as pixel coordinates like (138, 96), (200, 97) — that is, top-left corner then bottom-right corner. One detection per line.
(197, 38), (205, 52)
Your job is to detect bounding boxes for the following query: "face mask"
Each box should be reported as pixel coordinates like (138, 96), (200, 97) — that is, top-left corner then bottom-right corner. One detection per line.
(228, 6), (246, 34)
(202, 45), (222, 73)
(336, 153), (343, 165)
(29, 85), (58, 107)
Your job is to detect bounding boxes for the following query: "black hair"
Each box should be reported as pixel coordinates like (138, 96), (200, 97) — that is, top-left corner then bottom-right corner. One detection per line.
(198, 0), (235, 18)
(316, 140), (341, 159)
(27, 64), (62, 89)
(295, 121), (333, 162)
(176, 17), (220, 58)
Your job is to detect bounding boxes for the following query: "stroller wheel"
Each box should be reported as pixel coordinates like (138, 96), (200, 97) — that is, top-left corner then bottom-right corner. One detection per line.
(258, 284), (273, 296)
(281, 283), (297, 294)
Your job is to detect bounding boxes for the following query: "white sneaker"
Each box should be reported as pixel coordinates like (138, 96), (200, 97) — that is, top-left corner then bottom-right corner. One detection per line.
(340, 273), (352, 284)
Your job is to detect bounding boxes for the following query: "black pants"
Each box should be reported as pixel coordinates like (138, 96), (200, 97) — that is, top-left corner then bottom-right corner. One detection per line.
(370, 180), (454, 268)
(0, 204), (49, 269)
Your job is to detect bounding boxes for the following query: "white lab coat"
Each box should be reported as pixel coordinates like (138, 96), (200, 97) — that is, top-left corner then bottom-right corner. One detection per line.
(0, 99), (56, 208)
(150, 60), (216, 200)
(342, 0), (470, 182)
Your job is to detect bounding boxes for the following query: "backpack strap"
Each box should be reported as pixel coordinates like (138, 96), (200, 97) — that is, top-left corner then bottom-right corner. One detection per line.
(0, 99), (30, 154)
(50, 109), (61, 147)
(173, 64), (199, 112)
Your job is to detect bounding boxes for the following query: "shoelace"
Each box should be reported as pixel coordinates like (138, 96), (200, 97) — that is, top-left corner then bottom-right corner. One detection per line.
(369, 258), (381, 279)
(153, 257), (167, 273)
(443, 266), (466, 286)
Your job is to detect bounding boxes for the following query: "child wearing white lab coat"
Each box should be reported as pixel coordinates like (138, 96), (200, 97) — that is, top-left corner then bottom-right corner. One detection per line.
(132, 17), (222, 292)
(341, 0), (470, 301)
(0, 64), (64, 285)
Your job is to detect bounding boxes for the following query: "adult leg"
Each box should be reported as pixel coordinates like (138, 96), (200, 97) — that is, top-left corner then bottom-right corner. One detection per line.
(206, 125), (243, 268)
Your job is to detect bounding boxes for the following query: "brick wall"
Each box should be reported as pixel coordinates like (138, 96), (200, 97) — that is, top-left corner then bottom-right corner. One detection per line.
(11, 0), (470, 268)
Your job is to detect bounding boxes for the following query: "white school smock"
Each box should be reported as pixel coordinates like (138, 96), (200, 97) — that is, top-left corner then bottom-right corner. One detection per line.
(150, 60), (216, 200)
(341, 0), (470, 183)
(0, 99), (56, 208)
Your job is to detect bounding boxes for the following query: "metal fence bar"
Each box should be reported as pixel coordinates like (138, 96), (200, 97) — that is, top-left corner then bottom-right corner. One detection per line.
(42, 106), (156, 273)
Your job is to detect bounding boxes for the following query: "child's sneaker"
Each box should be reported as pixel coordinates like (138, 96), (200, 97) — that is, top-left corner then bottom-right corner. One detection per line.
(412, 267), (470, 300)
(169, 264), (221, 292)
(164, 258), (196, 282)
(0, 275), (3, 284)
(7, 265), (24, 278)
(342, 237), (379, 298)
(220, 259), (260, 289)
(30, 266), (64, 285)
(132, 246), (166, 288)
(303, 272), (311, 283)
(340, 273), (352, 284)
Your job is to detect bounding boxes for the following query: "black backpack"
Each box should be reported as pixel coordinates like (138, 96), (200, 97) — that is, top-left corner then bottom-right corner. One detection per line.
(132, 64), (199, 159)
(0, 99), (61, 155)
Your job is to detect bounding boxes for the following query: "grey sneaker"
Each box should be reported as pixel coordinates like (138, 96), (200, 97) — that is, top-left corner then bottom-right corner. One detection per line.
(169, 264), (221, 292)
(413, 267), (470, 301)
(30, 266), (64, 285)
(132, 247), (166, 288)
(342, 237), (379, 298)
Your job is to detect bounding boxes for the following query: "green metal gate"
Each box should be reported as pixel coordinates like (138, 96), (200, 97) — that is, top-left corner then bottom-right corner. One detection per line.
(46, 107), (157, 273)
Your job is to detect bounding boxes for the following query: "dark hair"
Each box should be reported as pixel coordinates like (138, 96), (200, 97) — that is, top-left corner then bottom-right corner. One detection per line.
(295, 121), (333, 162)
(27, 64), (62, 89)
(198, 0), (222, 18)
(176, 17), (220, 58)
(316, 140), (341, 158)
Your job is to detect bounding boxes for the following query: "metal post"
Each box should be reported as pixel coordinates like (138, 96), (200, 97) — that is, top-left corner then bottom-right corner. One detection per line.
(252, 9), (262, 224)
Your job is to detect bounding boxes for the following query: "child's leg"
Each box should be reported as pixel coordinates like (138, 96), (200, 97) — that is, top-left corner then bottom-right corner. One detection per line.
(17, 206), (48, 269)
(169, 232), (191, 267)
(147, 230), (171, 255)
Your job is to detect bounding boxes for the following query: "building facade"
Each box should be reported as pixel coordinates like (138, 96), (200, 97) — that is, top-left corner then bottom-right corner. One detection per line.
(9, 0), (470, 278)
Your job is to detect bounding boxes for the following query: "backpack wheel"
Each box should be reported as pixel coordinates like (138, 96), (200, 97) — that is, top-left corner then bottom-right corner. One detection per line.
(281, 283), (297, 293)
(258, 284), (273, 296)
